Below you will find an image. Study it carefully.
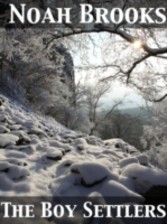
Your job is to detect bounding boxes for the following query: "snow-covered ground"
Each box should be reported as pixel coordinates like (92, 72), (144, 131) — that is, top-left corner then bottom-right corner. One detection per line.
(0, 94), (166, 202)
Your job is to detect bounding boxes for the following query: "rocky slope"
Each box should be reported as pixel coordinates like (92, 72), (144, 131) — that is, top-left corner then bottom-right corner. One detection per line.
(0, 94), (166, 201)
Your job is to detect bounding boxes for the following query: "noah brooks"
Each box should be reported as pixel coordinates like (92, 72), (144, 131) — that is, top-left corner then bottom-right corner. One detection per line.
(9, 3), (167, 25)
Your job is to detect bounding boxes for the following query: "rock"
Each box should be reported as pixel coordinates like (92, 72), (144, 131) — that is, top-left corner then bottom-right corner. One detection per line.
(46, 148), (63, 161)
(0, 134), (19, 147)
(71, 161), (116, 187)
(137, 155), (149, 166)
(0, 125), (10, 133)
(119, 157), (139, 168)
(0, 161), (10, 172)
(11, 130), (31, 145)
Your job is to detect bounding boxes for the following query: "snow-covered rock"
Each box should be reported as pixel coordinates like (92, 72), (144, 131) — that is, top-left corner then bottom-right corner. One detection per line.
(99, 180), (144, 203)
(45, 148), (63, 161)
(0, 133), (19, 147)
(0, 125), (10, 133)
(122, 163), (167, 193)
(137, 154), (149, 166)
(0, 94), (166, 207)
(71, 161), (117, 186)
(104, 138), (138, 154)
(7, 165), (29, 181)
(0, 161), (10, 172)
(119, 157), (139, 168)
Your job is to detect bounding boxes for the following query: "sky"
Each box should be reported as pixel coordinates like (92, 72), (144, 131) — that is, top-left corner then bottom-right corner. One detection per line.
(70, 32), (147, 109)
(100, 81), (146, 109)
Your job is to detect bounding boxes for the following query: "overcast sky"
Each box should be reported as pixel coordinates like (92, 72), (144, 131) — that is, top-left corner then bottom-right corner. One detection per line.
(70, 32), (146, 109)
(100, 81), (146, 109)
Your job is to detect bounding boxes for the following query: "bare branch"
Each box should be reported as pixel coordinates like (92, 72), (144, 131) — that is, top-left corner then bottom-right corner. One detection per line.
(46, 25), (167, 82)
(125, 54), (150, 83)
(151, 93), (167, 103)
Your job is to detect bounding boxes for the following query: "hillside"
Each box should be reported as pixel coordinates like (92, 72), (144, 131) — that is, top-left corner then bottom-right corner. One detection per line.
(121, 107), (152, 121)
(0, 94), (166, 223)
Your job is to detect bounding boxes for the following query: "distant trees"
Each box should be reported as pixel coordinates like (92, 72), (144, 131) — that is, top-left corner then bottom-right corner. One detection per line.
(142, 100), (167, 150)
(72, 77), (144, 149)
(139, 101), (167, 168)
(76, 81), (111, 134)
(96, 110), (143, 149)
(55, 80), (112, 134)
(141, 102), (166, 151)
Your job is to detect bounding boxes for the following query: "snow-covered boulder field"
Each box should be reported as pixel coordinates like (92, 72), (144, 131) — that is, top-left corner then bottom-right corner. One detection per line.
(0, 94), (166, 202)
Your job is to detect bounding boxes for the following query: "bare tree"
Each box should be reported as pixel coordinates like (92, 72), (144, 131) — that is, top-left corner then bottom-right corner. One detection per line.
(1, 1), (167, 104)
(73, 72), (113, 133)
(39, 1), (167, 103)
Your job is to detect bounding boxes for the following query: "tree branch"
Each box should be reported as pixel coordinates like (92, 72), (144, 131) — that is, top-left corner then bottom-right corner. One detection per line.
(151, 93), (167, 103)
(47, 24), (167, 84)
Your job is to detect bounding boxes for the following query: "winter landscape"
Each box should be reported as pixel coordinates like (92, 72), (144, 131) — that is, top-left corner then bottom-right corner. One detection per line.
(0, 0), (167, 224)
(0, 93), (165, 198)
(0, 94), (167, 224)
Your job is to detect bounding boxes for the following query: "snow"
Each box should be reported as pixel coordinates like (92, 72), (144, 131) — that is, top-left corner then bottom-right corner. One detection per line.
(0, 133), (19, 147)
(74, 138), (87, 146)
(137, 154), (149, 166)
(0, 161), (10, 171)
(45, 148), (63, 161)
(99, 180), (144, 203)
(119, 176), (136, 192)
(74, 138), (87, 151)
(6, 151), (28, 159)
(0, 125), (10, 133)
(104, 138), (138, 154)
(119, 157), (139, 168)
(70, 161), (117, 186)
(7, 165), (29, 181)
(11, 130), (31, 143)
(122, 163), (167, 193)
(0, 94), (166, 204)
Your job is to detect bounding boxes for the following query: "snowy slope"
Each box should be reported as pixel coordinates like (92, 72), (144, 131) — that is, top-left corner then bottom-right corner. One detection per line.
(0, 94), (166, 201)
